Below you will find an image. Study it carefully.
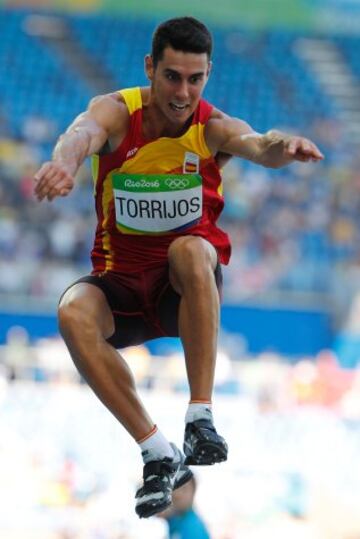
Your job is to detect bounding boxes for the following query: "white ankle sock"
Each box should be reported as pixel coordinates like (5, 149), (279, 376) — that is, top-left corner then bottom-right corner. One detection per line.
(138, 426), (174, 464)
(185, 402), (213, 424)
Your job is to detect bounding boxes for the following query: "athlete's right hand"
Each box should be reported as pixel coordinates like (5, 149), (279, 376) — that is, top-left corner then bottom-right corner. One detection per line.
(34, 161), (75, 202)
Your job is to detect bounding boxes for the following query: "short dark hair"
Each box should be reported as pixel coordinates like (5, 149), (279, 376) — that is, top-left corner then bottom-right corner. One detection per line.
(151, 17), (213, 66)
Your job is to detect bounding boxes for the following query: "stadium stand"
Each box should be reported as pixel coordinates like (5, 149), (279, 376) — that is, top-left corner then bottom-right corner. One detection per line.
(0, 8), (360, 336)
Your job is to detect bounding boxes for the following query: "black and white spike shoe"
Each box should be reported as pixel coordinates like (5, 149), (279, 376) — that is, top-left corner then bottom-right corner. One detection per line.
(183, 419), (228, 465)
(135, 443), (193, 518)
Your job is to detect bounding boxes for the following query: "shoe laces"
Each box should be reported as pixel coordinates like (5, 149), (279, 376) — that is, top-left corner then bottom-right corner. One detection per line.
(190, 418), (217, 432)
(143, 459), (177, 480)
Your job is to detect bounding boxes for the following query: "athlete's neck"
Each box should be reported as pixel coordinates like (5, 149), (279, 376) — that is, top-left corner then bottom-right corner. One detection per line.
(141, 88), (194, 140)
(143, 109), (193, 140)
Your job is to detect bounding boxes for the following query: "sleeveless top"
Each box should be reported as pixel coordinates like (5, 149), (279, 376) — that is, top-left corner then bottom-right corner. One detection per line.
(90, 87), (231, 273)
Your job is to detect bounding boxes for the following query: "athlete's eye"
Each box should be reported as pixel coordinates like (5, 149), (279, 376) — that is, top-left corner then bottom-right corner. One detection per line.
(165, 71), (180, 81)
(189, 75), (202, 84)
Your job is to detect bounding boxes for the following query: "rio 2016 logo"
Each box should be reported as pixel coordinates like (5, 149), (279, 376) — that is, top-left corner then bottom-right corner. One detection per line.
(124, 179), (160, 188)
(165, 178), (190, 190)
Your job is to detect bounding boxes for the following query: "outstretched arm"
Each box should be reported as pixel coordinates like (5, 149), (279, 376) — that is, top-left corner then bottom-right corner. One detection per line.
(34, 93), (128, 202)
(206, 110), (324, 169)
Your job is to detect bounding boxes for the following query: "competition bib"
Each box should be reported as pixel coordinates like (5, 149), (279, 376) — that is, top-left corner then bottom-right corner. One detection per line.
(112, 173), (203, 234)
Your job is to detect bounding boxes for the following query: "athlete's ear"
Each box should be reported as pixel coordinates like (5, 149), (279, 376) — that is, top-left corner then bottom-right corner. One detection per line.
(145, 54), (154, 81)
(206, 61), (212, 78)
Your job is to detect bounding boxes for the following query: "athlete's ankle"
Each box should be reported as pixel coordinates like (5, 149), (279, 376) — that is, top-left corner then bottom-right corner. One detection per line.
(137, 425), (174, 463)
(185, 400), (213, 424)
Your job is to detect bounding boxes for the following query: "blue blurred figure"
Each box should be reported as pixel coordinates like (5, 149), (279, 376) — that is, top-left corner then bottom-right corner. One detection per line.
(158, 475), (210, 539)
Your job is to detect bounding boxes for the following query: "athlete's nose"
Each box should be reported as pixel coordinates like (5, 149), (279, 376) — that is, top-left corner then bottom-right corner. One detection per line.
(175, 80), (190, 101)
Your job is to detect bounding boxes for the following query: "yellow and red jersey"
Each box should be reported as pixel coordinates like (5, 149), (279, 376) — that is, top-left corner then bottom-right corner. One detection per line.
(91, 86), (231, 273)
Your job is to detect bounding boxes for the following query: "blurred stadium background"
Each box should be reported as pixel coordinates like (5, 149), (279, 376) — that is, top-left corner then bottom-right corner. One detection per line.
(1, 0), (360, 537)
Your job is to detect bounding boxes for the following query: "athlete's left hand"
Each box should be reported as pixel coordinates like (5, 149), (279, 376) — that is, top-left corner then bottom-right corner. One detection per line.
(283, 135), (324, 162)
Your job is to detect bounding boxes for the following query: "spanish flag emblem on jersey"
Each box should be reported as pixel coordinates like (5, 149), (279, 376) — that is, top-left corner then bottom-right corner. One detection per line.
(183, 151), (200, 174)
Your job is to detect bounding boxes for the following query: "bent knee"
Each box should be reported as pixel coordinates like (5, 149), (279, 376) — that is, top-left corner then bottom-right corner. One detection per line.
(58, 284), (114, 340)
(58, 299), (93, 338)
(168, 236), (217, 291)
(168, 236), (216, 268)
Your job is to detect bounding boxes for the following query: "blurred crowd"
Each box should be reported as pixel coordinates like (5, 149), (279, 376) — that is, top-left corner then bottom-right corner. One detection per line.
(0, 134), (94, 301)
(221, 118), (360, 303)
(1, 113), (360, 307)
(1, 336), (360, 538)
(2, 328), (360, 415)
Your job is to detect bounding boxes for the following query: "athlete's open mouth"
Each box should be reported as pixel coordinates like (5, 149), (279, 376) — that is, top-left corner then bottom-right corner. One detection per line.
(169, 103), (189, 112)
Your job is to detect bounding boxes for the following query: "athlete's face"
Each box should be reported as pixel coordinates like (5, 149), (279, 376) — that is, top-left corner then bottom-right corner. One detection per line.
(146, 46), (211, 125)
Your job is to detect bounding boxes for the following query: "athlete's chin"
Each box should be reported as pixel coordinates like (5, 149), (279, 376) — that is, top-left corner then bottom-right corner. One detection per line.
(168, 107), (194, 124)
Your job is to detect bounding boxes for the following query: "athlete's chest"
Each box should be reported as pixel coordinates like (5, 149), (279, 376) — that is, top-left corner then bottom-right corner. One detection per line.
(112, 141), (205, 235)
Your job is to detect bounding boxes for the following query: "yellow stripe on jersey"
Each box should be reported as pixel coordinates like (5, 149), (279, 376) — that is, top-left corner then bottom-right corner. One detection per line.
(119, 123), (211, 174)
(91, 154), (99, 194)
(119, 87), (142, 115)
(101, 168), (121, 270)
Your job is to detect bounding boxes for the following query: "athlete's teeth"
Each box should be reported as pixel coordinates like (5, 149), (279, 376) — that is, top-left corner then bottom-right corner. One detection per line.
(172, 103), (186, 110)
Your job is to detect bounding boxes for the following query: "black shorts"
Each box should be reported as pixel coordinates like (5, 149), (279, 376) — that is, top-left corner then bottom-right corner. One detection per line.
(62, 264), (223, 349)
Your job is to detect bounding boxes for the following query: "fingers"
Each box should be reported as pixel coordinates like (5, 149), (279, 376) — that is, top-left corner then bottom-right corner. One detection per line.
(285, 137), (324, 162)
(286, 138), (299, 156)
(34, 161), (74, 201)
(46, 177), (71, 201)
(35, 168), (60, 199)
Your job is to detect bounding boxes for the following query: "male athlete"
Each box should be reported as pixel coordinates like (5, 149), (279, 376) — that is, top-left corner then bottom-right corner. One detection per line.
(33, 17), (323, 518)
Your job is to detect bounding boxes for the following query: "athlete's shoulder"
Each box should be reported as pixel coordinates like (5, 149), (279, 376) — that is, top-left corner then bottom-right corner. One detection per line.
(207, 107), (255, 138)
(193, 98), (214, 124)
(209, 106), (231, 122)
(202, 105), (232, 132)
(204, 107), (231, 148)
(89, 91), (128, 116)
(205, 107), (253, 155)
(202, 108), (233, 166)
(87, 91), (130, 136)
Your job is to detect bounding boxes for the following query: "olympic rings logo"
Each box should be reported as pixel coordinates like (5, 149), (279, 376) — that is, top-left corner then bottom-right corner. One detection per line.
(165, 178), (190, 189)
